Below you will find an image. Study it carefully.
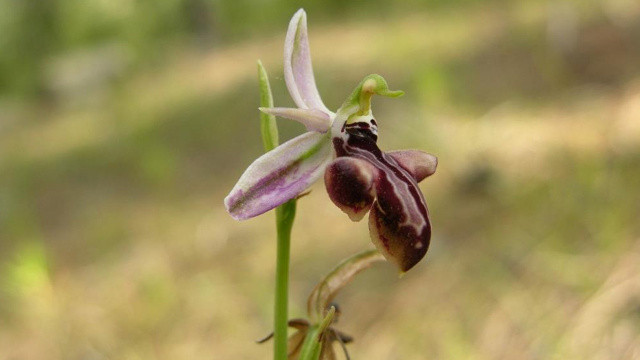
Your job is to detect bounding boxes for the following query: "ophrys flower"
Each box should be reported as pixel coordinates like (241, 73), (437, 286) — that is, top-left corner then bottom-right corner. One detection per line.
(224, 9), (437, 272)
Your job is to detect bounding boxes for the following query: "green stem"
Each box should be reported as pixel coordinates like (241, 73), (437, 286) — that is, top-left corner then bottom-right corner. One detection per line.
(257, 60), (296, 360)
(274, 200), (296, 360)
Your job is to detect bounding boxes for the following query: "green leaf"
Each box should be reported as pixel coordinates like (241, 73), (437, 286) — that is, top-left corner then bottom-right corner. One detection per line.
(258, 60), (279, 151)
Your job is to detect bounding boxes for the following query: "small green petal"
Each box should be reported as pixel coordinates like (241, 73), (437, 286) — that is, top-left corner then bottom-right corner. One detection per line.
(339, 74), (404, 118)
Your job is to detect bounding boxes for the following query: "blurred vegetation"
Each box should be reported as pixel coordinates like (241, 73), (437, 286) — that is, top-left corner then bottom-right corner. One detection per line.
(0, 0), (502, 99)
(1, 0), (640, 359)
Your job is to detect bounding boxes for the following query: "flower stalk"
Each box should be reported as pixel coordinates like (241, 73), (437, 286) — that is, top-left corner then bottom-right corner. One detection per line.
(274, 199), (296, 360)
(259, 60), (296, 360)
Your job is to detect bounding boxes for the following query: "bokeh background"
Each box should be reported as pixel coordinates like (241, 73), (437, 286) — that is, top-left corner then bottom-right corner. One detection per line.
(1, 0), (640, 358)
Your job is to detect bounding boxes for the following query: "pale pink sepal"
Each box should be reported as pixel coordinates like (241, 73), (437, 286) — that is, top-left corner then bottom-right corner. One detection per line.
(284, 9), (331, 114)
(224, 131), (332, 220)
(259, 107), (331, 133)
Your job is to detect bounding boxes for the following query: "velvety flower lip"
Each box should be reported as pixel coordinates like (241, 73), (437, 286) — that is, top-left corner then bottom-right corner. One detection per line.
(224, 8), (438, 271)
(329, 130), (437, 272)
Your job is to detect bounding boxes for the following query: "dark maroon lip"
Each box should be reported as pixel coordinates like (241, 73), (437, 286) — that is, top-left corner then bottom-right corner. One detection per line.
(345, 121), (371, 129)
(330, 127), (431, 271)
(344, 126), (378, 143)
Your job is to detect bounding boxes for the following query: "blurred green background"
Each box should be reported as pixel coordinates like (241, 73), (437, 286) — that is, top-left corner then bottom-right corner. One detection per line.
(1, 0), (640, 358)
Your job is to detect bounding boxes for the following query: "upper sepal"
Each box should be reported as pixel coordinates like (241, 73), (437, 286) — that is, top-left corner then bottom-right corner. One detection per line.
(284, 9), (331, 114)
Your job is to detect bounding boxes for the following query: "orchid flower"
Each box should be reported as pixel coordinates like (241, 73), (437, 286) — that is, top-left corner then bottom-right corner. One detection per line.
(224, 9), (437, 272)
